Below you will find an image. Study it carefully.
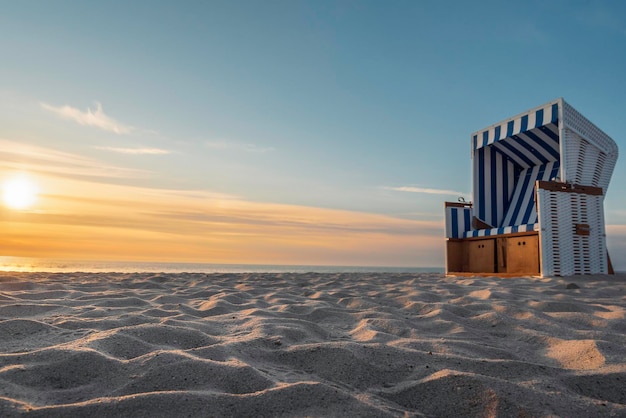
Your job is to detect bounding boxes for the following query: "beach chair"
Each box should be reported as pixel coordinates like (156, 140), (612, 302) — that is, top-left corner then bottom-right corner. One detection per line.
(444, 98), (618, 276)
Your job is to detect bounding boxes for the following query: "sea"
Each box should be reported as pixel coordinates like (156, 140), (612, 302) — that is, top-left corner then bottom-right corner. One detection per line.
(0, 257), (444, 274)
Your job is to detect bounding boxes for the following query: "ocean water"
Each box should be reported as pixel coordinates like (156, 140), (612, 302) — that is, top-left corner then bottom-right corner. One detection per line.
(0, 257), (443, 274)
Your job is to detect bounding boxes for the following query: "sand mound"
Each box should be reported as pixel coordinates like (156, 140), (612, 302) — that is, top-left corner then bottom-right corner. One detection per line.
(546, 338), (605, 370)
(1, 272), (625, 417)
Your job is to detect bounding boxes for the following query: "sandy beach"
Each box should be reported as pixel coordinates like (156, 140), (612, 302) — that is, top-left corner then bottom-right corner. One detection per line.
(1, 272), (625, 417)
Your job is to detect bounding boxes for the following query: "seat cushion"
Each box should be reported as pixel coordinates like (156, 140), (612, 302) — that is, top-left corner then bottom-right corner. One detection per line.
(463, 223), (538, 238)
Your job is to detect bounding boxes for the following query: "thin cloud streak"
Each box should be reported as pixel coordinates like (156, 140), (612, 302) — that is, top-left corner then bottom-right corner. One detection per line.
(606, 224), (626, 234)
(8, 178), (443, 266)
(95, 146), (171, 155)
(386, 186), (467, 196)
(0, 139), (150, 179)
(41, 101), (133, 134)
(606, 224), (626, 270)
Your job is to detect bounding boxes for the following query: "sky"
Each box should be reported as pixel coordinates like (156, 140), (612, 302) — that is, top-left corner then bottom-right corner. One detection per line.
(0, 0), (625, 268)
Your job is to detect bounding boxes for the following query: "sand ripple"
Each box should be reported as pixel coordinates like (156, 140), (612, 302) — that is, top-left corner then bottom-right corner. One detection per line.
(1, 272), (625, 417)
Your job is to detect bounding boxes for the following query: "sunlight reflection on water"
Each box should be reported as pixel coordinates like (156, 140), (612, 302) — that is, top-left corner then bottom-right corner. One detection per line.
(0, 257), (443, 274)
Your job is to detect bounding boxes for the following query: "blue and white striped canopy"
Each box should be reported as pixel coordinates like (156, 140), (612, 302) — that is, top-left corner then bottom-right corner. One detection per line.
(472, 100), (562, 228)
(472, 101), (559, 165)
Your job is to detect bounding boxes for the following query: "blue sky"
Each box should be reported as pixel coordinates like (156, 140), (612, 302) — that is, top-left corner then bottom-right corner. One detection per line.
(0, 1), (625, 268)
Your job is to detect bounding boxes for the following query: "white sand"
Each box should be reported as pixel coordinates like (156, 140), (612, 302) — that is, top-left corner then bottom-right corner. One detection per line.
(1, 272), (625, 417)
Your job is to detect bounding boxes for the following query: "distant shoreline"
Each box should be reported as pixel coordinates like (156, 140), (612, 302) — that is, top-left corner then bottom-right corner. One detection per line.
(0, 257), (443, 274)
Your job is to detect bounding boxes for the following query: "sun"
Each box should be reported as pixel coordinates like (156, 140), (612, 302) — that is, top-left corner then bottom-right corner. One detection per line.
(2, 176), (39, 210)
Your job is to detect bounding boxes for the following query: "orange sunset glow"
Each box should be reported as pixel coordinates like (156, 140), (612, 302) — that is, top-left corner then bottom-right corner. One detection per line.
(0, 153), (443, 266)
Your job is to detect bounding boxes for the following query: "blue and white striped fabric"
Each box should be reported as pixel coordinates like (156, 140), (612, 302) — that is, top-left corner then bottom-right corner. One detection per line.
(463, 223), (538, 238)
(472, 102), (559, 151)
(473, 146), (517, 228)
(445, 206), (472, 238)
(471, 100), (562, 231)
(501, 161), (560, 227)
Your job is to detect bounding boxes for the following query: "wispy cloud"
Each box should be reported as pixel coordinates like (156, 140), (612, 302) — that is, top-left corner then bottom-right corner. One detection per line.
(17, 181), (444, 265)
(385, 186), (467, 196)
(606, 224), (626, 236)
(41, 101), (133, 134)
(0, 139), (149, 179)
(94, 146), (171, 155)
(205, 140), (274, 153)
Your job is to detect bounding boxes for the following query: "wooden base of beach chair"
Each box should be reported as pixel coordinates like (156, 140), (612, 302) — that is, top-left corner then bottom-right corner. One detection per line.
(446, 232), (540, 276)
(446, 228), (615, 277)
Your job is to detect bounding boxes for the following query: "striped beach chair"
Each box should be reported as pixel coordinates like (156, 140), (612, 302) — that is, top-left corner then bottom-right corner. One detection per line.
(445, 98), (618, 276)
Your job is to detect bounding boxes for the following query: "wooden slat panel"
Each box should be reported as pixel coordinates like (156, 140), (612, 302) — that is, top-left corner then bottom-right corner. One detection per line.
(507, 235), (539, 275)
(468, 239), (495, 273)
(446, 240), (467, 273)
